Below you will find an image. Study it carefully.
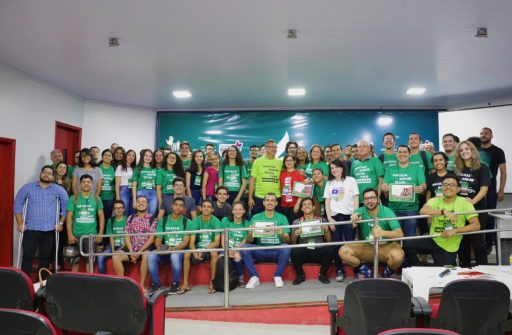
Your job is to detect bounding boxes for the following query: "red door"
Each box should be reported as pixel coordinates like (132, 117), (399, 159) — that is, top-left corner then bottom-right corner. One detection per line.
(55, 121), (82, 165)
(0, 137), (16, 266)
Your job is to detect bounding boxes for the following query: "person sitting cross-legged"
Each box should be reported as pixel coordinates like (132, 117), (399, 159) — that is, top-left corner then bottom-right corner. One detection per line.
(148, 197), (190, 295)
(339, 188), (405, 278)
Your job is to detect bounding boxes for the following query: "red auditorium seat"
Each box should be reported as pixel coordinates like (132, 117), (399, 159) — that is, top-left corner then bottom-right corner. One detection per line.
(0, 266), (36, 310)
(0, 307), (58, 335)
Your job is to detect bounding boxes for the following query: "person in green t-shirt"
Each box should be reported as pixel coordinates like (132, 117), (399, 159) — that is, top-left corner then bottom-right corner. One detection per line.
(156, 152), (186, 210)
(219, 145), (248, 205)
(380, 132), (398, 171)
(248, 139), (283, 214)
(382, 145), (426, 237)
(408, 132), (435, 174)
(404, 174), (480, 267)
(66, 174), (105, 272)
(98, 200), (127, 274)
(132, 149), (158, 217)
(220, 201), (250, 287)
(180, 141), (191, 171)
(442, 133), (459, 172)
(241, 193), (291, 289)
(148, 197), (190, 294)
(182, 200), (221, 294)
(99, 149), (116, 221)
(350, 139), (384, 203)
(339, 188), (404, 279)
(312, 168), (327, 216)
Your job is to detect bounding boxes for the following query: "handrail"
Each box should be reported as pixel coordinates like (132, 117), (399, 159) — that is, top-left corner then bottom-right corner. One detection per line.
(78, 207), (512, 308)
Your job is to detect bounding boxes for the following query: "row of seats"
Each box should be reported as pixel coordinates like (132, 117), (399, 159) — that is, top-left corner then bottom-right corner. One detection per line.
(327, 278), (512, 335)
(0, 267), (167, 335)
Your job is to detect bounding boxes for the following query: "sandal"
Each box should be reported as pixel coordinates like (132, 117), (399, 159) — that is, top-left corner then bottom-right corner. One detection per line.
(176, 286), (191, 295)
(208, 281), (217, 294)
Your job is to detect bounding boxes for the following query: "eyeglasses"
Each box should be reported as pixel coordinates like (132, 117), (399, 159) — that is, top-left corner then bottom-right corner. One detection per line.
(363, 196), (377, 201)
(442, 183), (458, 188)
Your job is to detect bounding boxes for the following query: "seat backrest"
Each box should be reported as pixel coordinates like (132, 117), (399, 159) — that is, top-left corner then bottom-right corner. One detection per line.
(436, 279), (510, 335)
(343, 278), (414, 335)
(0, 307), (57, 335)
(378, 328), (461, 334)
(45, 272), (147, 335)
(0, 267), (35, 310)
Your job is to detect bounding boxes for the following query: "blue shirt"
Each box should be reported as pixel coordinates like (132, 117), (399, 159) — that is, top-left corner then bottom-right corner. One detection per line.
(14, 181), (69, 231)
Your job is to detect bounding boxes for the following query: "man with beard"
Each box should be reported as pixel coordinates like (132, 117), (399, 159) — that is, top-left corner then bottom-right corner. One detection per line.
(14, 165), (69, 278)
(442, 133), (459, 171)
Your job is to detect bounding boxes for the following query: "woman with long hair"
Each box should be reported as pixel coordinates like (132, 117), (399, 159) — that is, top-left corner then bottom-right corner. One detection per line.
(156, 151), (185, 210)
(426, 151), (449, 201)
(279, 154), (305, 224)
(186, 150), (205, 210)
(202, 153), (220, 201)
(132, 149), (158, 216)
(115, 149), (136, 215)
(54, 161), (72, 195)
(306, 144), (329, 180)
(220, 201), (249, 287)
(454, 140), (490, 267)
(219, 145), (248, 205)
(99, 149), (116, 220)
(296, 147), (309, 171)
(153, 149), (165, 170)
(113, 146), (125, 169)
(324, 158), (359, 282)
(72, 148), (103, 200)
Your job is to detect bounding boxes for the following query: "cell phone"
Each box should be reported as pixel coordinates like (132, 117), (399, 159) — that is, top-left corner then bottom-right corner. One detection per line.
(439, 269), (451, 277)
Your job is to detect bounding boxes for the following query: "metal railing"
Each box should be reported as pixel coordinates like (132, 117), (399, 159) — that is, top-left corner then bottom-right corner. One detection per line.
(79, 207), (512, 308)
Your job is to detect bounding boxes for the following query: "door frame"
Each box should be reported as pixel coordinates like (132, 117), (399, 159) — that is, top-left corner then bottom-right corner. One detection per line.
(0, 137), (16, 266)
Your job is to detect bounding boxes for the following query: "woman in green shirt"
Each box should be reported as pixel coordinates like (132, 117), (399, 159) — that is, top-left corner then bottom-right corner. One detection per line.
(99, 149), (116, 220)
(219, 145), (248, 205)
(132, 149), (158, 216)
(156, 152), (185, 210)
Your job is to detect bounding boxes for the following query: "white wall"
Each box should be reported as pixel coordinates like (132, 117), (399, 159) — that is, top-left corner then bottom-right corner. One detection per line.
(439, 106), (512, 193)
(82, 101), (156, 154)
(0, 62), (84, 264)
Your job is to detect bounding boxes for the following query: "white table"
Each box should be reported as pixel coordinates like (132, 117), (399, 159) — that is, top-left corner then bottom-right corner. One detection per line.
(402, 266), (512, 300)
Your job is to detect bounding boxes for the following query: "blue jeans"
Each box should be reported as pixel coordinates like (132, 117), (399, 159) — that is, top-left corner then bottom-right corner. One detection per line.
(119, 186), (134, 215)
(395, 211), (418, 237)
(148, 252), (184, 287)
(331, 214), (354, 272)
(97, 247), (118, 274)
(137, 189), (158, 217)
(240, 244), (291, 277)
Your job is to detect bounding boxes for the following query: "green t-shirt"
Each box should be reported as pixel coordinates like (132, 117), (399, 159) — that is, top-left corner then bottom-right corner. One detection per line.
(219, 164), (248, 191)
(182, 159), (191, 171)
(250, 156), (282, 198)
(67, 194), (104, 237)
(409, 151), (434, 175)
(313, 179), (327, 215)
(106, 216), (127, 247)
(300, 162), (329, 179)
(221, 217), (249, 248)
(382, 152), (398, 171)
(133, 166), (157, 190)
(157, 215), (186, 247)
(384, 164), (426, 212)
(354, 205), (401, 241)
(250, 211), (290, 246)
(187, 215), (221, 249)
(447, 155), (455, 172)
(156, 168), (177, 194)
(350, 157), (385, 203)
(426, 196), (478, 252)
(99, 165), (115, 200)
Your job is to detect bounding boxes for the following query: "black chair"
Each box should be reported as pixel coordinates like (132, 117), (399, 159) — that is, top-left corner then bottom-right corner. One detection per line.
(430, 279), (512, 335)
(327, 278), (431, 335)
(0, 307), (57, 335)
(44, 272), (167, 335)
(378, 328), (461, 334)
(0, 266), (36, 310)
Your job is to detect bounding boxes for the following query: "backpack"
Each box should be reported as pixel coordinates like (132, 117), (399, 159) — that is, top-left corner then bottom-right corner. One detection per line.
(212, 255), (239, 292)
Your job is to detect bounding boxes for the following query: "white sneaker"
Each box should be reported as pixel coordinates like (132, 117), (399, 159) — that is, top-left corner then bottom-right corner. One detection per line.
(246, 276), (260, 289)
(274, 276), (284, 288)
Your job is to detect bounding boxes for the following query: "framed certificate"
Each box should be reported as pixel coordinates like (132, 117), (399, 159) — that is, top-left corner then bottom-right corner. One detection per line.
(300, 219), (324, 238)
(253, 221), (276, 238)
(292, 181), (314, 198)
(389, 184), (415, 202)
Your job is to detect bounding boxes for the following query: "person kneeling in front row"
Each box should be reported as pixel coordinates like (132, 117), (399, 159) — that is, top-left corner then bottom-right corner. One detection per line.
(339, 188), (404, 278)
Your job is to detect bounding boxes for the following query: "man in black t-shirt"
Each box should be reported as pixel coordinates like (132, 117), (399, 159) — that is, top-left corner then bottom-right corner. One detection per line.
(480, 127), (507, 249)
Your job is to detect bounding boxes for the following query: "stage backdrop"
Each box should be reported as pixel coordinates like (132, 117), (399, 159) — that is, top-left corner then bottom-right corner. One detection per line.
(156, 110), (439, 159)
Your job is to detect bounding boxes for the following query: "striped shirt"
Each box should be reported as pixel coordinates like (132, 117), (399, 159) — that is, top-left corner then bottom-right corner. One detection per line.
(14, 181), (69, 231)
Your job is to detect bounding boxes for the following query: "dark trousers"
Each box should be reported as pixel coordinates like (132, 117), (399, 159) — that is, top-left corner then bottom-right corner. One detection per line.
(281, 206), (300, 225)
(486, 186), (498, 247)
(458, 203), (488, 267)
(291, 246), (333, 276)
(331, 213), (355, 272)
(404, 238), (457, 267)
(22, 230), (55, 278)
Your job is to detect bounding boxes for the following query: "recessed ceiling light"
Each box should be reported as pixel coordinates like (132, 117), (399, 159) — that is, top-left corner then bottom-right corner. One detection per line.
(173, 90), (191, 99)
(406, 87), (426, 95)
(288, 88), (306, 96)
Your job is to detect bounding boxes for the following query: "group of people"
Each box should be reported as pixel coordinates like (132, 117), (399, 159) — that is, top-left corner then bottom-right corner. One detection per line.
(14, 126), (507, 295)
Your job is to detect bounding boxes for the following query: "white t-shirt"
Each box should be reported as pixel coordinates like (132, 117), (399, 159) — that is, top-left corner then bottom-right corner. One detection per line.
(323, 176), (360, 215)
(115, 165), (133, 186)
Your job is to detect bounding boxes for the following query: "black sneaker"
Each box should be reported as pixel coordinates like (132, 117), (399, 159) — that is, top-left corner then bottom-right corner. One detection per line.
(292, 275), (306, 285)
(318, 273), (330, 284)
(169, 282), (179, 295)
